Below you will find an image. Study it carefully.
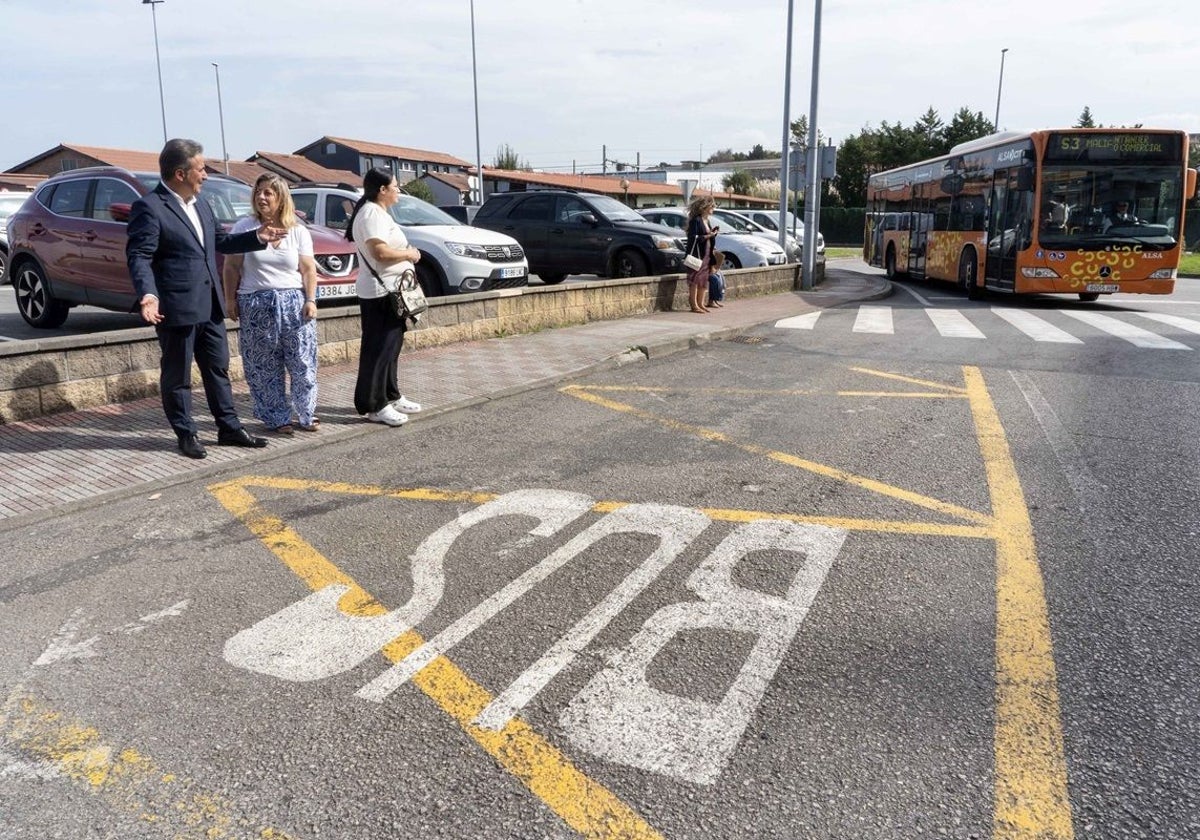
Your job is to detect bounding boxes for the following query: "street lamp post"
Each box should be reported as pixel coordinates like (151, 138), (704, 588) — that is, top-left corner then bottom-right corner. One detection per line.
(994, 47), (1009, 131)
(620, 177), (630, 206)
(142, 0), (167, 143)
(212, 63), (229, 175)
(470, 0), (484, 206)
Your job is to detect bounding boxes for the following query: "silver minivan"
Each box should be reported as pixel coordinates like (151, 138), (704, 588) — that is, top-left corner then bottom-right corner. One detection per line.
(291, 185), (529, 296)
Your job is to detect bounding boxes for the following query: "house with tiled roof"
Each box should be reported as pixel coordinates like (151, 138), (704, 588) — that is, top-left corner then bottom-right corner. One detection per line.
(6, 144), (164, 177)
(478, 167), (774, 210)
(294, 136), (472, 187)
(419, 171), (472, 206)
(247, 151), (361, 188)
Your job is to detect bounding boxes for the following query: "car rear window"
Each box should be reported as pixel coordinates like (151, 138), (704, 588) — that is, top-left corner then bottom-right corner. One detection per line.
(48, 180), (90, 217)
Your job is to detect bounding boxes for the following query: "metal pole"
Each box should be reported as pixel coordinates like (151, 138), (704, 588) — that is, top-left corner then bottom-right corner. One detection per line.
(776, 0), (795, 257)
(144, 0), (167, 142)
(801, 0), (822, 290)
(470, 0), (484, 205)
(212, 63), (229, 175)
(994, 47), (1008, 130)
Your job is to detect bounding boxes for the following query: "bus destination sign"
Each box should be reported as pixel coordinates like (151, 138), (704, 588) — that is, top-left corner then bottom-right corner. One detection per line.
(1046, 132), (1181, 163)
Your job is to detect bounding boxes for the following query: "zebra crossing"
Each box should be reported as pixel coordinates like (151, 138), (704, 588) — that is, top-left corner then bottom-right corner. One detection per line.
(774, 306), (1198, 350)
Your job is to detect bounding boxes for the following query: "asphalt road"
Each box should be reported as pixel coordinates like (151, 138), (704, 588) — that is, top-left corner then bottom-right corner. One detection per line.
(1, 264), (1198, 838)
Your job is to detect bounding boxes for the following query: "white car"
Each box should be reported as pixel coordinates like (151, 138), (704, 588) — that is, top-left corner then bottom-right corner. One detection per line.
(291, 185), (529, 296)
(710, 208), (803, 262)
(638, 207), (786, 269)
(729, 207), (825, 257)
(0, 192), (31, 284)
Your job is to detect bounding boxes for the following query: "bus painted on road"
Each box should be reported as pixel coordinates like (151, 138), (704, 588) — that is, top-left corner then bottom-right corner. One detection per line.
(864, 128), (1196, 301)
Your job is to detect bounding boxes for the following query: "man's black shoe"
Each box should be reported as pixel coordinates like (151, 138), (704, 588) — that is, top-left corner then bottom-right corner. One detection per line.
(178, 434), (208, 460)
(217, 428), (269, 448)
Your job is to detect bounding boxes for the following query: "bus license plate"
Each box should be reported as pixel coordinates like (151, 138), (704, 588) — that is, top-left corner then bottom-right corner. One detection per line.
(500, 267), (526, 279)
(1084, 283), (1119, 293)
(316, 283), (357, 299)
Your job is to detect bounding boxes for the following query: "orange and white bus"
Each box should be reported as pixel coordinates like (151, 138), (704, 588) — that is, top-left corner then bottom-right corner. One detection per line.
(864, 128), (1196, 301)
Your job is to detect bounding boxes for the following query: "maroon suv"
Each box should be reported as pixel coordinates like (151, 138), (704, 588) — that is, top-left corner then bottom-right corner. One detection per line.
(5, 166), (358, 328)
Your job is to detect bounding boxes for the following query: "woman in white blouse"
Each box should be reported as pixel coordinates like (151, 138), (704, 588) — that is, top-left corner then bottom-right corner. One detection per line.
(222, 173), (319, 434)
(344, 168), (424, 427)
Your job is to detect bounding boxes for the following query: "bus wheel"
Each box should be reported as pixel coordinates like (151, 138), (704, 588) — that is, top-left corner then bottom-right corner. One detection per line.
(1078, 292), (1101, 302)
(885, 247), (898, 280)
(958, 250), (984, 300)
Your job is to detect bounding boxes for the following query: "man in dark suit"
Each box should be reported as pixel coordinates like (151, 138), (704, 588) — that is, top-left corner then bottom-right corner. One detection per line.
(127, 138), (285, 459)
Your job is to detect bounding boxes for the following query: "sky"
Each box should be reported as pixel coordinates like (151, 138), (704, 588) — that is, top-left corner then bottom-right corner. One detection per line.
(2, 0), (1197, 174)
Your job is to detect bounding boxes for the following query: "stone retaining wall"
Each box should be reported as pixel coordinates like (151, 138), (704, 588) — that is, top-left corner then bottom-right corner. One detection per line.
(0, 262), (815, 424)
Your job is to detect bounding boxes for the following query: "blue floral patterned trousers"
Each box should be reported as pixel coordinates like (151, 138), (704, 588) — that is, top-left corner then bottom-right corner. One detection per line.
(237, 289), (318, 428)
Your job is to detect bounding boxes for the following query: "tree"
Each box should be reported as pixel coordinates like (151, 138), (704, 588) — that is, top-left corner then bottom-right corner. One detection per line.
(943, 108), (993, 150)
(722, 169), (755, 196)
(1076, 107), (1096, 128)
(401, 178), (435, 203)
(493, 143), (530, 170)
(913, 107), (945, 158)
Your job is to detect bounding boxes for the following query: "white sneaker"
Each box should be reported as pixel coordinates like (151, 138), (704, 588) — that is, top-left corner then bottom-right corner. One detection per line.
(391, 395), (422, 413)
(367, 405), (408, 426)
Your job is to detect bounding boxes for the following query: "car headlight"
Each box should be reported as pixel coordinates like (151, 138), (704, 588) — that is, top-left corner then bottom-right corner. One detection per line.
(445, 241), (489, 260)
(745, 240), (773, 254)
(652, 235), (677, 250)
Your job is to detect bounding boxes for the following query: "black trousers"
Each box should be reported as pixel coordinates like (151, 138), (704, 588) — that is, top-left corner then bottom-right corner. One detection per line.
(156, 297), (241, 438)
(354, 295), (407, 415)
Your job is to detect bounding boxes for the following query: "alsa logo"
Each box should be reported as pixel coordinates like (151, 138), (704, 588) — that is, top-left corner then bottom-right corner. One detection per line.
(1143, 252), (1164, 259)
(996, 149), (1024, 163)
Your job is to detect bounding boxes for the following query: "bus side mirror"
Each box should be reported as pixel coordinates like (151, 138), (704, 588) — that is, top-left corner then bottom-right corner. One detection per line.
(1016, 166), (1034, 192)
(1186, 168), (1197, 200)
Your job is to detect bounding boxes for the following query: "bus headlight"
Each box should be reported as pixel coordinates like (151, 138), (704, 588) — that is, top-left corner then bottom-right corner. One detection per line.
(1148, 268), (1176, 279)
(1020, 267), (1060, 278)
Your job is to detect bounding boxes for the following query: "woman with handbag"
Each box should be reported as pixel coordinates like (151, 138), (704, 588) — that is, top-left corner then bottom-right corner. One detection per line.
(345, 168), (425, 427)
(684, 195), (719, 313)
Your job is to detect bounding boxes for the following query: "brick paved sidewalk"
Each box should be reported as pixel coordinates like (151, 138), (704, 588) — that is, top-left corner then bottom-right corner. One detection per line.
(0, 272), (888, 527)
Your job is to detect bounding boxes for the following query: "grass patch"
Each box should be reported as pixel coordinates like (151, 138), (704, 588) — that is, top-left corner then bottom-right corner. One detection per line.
(825, 247), (861, 259)
(1179, 251), (1200, 277)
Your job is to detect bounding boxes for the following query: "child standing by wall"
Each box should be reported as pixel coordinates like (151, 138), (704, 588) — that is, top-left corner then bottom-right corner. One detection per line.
(707, 250), (726, 308)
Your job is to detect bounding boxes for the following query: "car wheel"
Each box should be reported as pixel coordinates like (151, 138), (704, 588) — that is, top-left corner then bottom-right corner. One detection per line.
(721, 253), (741, 270)
(538, 273), (567, 285)
(613, 249), (650, 279)
(1078, 292), (1100, 302)
(0, 249), (8, 284)
(15, 261), (69, 328)
(416, 262), (442, 297)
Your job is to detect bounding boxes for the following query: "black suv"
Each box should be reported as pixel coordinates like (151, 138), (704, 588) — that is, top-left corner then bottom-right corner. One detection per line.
(472, 190), (685, 284)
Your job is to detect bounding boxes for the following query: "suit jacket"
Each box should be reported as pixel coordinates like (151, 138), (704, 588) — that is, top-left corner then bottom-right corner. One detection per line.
(126, 183), (265, 327)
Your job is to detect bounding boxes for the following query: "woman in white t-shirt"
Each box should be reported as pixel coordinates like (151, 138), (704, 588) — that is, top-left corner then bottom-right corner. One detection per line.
(222, 173), (319, 434)
(345, 168), (424, 427)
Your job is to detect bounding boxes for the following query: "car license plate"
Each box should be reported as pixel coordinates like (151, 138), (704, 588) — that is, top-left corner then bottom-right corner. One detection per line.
(316, 282), (356, 299)
(499, 266), (526, 279)
(1084, 283), (1119, 293)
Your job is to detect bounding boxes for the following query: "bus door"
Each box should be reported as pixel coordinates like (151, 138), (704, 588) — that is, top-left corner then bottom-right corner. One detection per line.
(907, 183), (931, 277)
(984, 167), (1033, 291)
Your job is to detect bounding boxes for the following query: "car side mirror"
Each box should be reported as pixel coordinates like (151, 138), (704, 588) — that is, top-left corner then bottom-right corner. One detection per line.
(109, 203), (132, 223)
(577, 212), (598, 225)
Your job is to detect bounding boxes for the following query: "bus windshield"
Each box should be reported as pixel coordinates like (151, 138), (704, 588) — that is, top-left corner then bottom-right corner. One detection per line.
(1038, 164), (1182, 250)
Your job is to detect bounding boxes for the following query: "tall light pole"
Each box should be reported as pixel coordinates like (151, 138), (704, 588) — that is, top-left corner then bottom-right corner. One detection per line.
(775, 0), (795, 258)
(470, 0), (484, 206)
(143, 0), (167, 142)
(212, 63), (229, 175)
(994, 47), (1009, 131)
(801, 0), (823, 291)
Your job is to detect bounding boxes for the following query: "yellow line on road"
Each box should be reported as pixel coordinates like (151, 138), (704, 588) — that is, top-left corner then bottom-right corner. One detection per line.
(849, 366), (968, 394)
(0, 693), (295, 839)
(209, 481), (663, 840)
(561, 385), (990, 525)
(963, 366), (1073, 839)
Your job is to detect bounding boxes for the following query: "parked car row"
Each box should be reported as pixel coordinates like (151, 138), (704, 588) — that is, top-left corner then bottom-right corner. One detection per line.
(2, 163), (807, 331)
(3, 166), (358, 328)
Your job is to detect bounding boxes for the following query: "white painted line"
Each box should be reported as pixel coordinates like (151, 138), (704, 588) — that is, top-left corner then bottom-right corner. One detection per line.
(1133, 311), (1200, 335)
(1059, 310), (1192, 349)
(894, 283), (936, 307)
(774, 312), (821, 330)
(0, 336), (18, 342)
(991, 308), (1083, 343)
(926, 308), (985, 338)
(853, 305), (893, 334)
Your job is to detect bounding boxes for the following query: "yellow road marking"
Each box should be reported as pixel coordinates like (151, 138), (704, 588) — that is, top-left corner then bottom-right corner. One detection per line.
(0, 693), (295, 839)
(209, 481), (663, 840)
(964, 367), (1073, 839)
(560, 384), (990, 525)
(849, 366), (969, 394)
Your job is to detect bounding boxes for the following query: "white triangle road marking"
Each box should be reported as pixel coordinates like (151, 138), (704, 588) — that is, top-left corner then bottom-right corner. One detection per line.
(774, 312), (821, 330)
